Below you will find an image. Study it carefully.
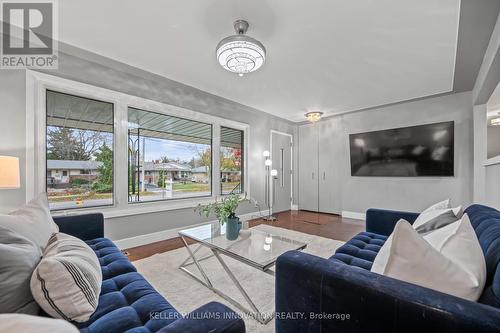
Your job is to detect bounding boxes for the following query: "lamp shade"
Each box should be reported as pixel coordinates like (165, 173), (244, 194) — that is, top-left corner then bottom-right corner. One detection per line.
(0, 156), (20, 189)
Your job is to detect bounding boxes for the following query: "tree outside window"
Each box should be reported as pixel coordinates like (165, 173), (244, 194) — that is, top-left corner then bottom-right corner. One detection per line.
(46, 90), (114, 210)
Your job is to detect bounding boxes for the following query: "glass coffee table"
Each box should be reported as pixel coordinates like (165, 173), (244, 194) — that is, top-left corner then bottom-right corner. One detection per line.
(178, 222), (307, 324)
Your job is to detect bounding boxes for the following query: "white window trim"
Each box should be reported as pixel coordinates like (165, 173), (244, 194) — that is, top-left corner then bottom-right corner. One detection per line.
(26, 70), (250, 218)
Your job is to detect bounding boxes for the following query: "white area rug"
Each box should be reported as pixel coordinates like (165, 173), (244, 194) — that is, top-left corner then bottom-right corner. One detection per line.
(134, 224), (345, 333)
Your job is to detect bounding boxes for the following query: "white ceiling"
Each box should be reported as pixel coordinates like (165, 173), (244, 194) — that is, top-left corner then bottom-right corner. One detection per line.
(58, 0), (460, 122)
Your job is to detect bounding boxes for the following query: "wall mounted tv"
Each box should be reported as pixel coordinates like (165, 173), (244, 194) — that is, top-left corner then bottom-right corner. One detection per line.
(349, 121), (454, 177)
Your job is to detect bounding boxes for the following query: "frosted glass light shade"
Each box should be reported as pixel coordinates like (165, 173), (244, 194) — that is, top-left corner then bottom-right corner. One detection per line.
(216, 20), (266, 76)
(265, 159), (272, 166)
(305, 111), (324, 123)
(263, 150), (270, 157)
(0, 156), (20, 189)
(217, 38), (266, 76)
(270, 169), (278, 176)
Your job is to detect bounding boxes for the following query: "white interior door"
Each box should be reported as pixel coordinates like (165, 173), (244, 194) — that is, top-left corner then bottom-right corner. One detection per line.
(271, 131), (292, 213)
(319, 120), (342, 214)
(298, 124), (319, 211)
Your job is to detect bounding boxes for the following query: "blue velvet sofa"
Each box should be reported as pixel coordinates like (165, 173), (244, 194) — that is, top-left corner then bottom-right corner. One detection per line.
(52, 213), (245, 333)
(276, 204), (500, 333)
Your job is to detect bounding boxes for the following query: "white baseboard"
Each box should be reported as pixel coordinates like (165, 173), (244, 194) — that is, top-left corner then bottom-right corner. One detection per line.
(341, 210), (366, 221)
(113, 211), (261, 250)
(291, 204), (299, 211)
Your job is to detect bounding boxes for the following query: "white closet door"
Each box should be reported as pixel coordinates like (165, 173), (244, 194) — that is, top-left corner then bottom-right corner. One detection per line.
(318, 119), (342, 214)
(298, 123), (319, 211)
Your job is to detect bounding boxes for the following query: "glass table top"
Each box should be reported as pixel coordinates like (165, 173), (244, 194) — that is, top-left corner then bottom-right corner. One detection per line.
(179, 222), (307, 270)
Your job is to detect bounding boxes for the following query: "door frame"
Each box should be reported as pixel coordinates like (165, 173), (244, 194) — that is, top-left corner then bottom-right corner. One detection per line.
(269, 130), (294, 211)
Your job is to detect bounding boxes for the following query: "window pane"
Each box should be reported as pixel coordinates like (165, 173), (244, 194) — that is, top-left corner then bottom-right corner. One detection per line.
(220, 127), (244, 195)
(128, 107), (212, 202)
(46, 91), (114, 210)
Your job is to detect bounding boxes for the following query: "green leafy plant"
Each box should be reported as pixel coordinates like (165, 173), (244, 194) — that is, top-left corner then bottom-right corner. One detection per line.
(195, 194), (247, 225)
(157, 170), (166, 188)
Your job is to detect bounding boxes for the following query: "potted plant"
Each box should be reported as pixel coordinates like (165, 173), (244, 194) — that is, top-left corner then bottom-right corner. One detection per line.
(196, 194), (247, 240)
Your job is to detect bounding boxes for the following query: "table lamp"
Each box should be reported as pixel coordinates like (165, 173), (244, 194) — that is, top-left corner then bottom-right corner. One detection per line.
(0, 156), (20, 189)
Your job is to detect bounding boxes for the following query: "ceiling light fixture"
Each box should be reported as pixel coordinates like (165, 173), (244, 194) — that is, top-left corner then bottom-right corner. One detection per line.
(305, 111), (324, 123)
(216, 20), (266, 77)
(491, 117), (500, 126)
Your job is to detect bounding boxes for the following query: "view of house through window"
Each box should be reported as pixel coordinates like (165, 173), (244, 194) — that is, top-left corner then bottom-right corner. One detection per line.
(46, 91), (114, 210)
(220, 127), (244, 195)
(128, 107), (212, 202)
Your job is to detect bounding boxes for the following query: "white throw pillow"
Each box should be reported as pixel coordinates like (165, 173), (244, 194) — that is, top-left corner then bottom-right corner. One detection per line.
(0, 194), (58, 251)
(0, 226), (41, 314)
(0, 314), (79, 333)
(424, 214), (486, 287)
(371, 218), (486, 301)
(31, 233), (102, 322)
(412, 199), (462, 234)
(422, 199), (451, 212)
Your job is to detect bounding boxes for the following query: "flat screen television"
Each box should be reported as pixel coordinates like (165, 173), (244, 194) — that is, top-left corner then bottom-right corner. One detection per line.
(349, 121), (454, 177)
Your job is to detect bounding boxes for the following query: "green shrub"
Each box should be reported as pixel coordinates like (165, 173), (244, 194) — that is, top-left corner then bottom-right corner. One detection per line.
(71, 178), (90, 186)
(92, 182), (113, 193)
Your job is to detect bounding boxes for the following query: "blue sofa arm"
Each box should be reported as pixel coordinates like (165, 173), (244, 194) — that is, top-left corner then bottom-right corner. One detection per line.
(52, 213), (104, 241)
(158, 302), (245, 333)
(366, 208), (419, 236)
(276, 251), (500, 333)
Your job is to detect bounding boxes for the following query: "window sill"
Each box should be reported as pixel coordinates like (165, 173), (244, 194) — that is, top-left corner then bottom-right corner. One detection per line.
(483, 155), (500, 167)
(50, 196), (219, 219)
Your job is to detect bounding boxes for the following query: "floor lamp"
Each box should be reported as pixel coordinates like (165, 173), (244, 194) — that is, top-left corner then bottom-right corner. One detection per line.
(263, 150), (277, 221)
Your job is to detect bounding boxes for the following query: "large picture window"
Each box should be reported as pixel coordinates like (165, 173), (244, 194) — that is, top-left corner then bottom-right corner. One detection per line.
(220, 127), (244, 195)
(128, 107), (212, 202)
(46, 91), (114, 210)
(32, 72), (248, 214)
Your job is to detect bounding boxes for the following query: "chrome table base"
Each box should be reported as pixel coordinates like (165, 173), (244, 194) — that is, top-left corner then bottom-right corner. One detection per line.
(178, 236), (274, 325)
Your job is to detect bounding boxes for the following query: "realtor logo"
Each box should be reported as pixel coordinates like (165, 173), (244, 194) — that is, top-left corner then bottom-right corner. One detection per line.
(1, 0), (58, 69)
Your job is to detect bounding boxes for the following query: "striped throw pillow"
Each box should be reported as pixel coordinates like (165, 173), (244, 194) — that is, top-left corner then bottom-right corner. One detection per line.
(30, 233), (102, 322)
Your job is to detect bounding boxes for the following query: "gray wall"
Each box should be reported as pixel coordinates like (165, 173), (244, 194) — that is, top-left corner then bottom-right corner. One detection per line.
(486, 164), (500, 210)
(0, 46), (297, 241)
(487, 125), (500, 159)
(298, 91), (474, 213)
(0, 70), (26, 213)
(473, 10), (500, 209)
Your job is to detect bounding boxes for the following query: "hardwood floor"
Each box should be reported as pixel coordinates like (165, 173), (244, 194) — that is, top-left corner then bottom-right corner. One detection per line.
(248, 210), (364, 242)
(125, 210), (365, 261)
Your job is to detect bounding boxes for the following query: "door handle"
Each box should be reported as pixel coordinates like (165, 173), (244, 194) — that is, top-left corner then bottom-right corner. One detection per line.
(323, 172), (326, 180)
(312, 172), (315, 180)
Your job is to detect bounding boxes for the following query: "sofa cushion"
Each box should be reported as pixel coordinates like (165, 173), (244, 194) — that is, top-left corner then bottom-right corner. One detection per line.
(0, 314), (79, 333)
(412, 200), (462, 235)
(0, 226), (41, 314)
(31, 233), (103, 322)
(465, 204), (500, 308)
(371, 217), (486, 301)
(329, 232), (388, 270)
(0, 194), (59, 251)
(85, 238), (137, 280)
(78, 238), (180, 333)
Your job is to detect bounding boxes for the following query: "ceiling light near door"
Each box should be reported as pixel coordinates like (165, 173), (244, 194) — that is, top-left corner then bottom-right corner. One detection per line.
(305, 111), (324, 123)
(216, 20), (266, 77)
(491, 117), (500, 126)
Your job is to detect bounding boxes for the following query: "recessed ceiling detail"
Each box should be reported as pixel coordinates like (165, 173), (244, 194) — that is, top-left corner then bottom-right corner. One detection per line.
(58, 0), (461, 122)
